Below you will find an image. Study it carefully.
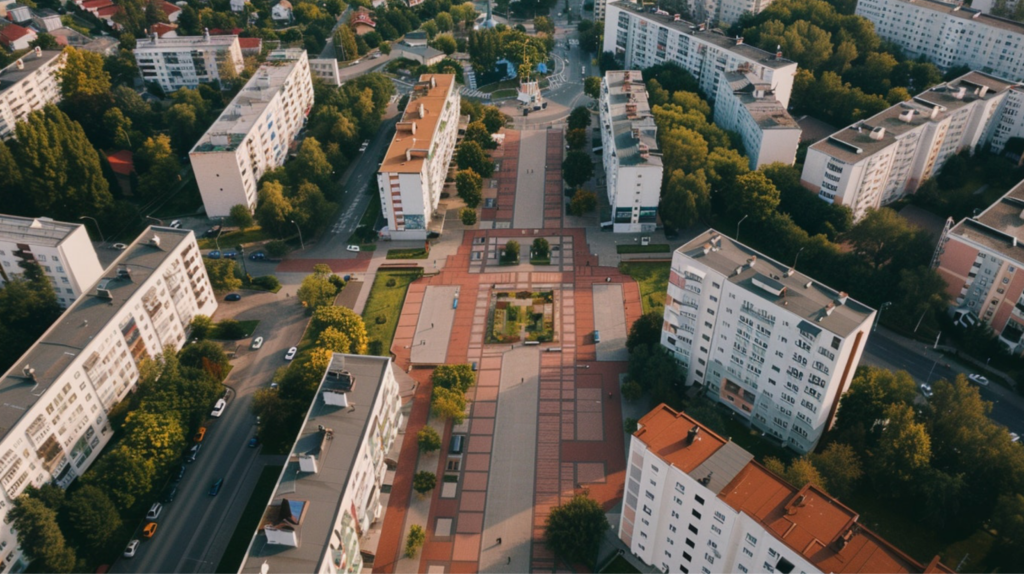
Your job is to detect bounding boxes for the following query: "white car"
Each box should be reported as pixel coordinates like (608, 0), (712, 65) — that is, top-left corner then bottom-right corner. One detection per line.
(919, 383), (933, 398)
(359, 140), (369, 153)
(285, 347), (297, 361)
(124, 539), (140, 558)
(1011, 432), (1020, 443)
(251, 336), (264, 350)
(211, 398), (227, 418)
(968, 373), (989, 386)
(347, 245), (360, 252)
(146, 503), (162, 521)
(169, 220), (182, 229)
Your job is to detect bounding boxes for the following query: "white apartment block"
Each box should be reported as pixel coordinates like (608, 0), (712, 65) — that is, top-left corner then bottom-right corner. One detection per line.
(133, 30), (244, 93)
(239, 354), (402, 574)
(0, 48), (64, 140)
(377, 74), (460, 240)
(0, 227), (216, 571)
(857, 0), (1024, 82)
(661, 230), (874, 453)
(308, 57), (342, 86)
(801, 72), (1020, 221)
(0, 215), (103, 308)
(622, 404), (952, 574)
(599, 70), (663, 233)
(714, 71), (801, 169)
(190, 49), (314, 217)
(971, 0), (1020, 17)
(603, 2), (798, 108)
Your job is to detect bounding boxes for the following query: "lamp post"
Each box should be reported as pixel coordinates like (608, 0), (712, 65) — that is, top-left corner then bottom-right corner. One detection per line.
(78, 216), (105, 243)
(736, 214), (749, 242)
(215, 217), (224, 251)
(145, 216), (163, 227)
(873, 301), (892, 332)
(291, 220), (305, 250)
(792, 246), (805, 271)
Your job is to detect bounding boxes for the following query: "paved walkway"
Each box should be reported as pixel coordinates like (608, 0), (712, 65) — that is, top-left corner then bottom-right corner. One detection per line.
(513, 130), (549, 229)
(482, 131), (520, 227)
(593, 284), (628, 361)
(410, 285), (460, 365)
(544, 130), (566, 229)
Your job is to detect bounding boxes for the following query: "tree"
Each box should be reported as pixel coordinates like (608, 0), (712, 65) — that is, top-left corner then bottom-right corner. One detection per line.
(9, 497), (76, 573)
(991, 493), (1024, 566)
(455, 168), (483, 207)
(584, 76), (601, 99)
(873, 403), (931, 488)
(335, 25), (359, 60)
(435, 11), (454, 31)
(431, 386), (467, 423)
(845, 208), (922, 269)
(461, 207), (477, 225)
(809, 443), (863, 498)
(661, 168), (709, 229)
(298, 272), (338, 313)
(0, 262), (62, 373)
(432, 364), (476, 393)
(417, 427), (442, 452)
(204, 259), (242, 291)
(566, 128), (587, 150)
(65, 485), (122, 549)
(834, 367), (918, 450)
(562, 150), (594, 188)
(189, 315), (214, 340)
(405, 524), (426, 557)
(230, 204), (255, 228)
(316, 326), (357, 354)
(290, 137), (334, 188)
(734, 171), (780, 221)
(544, 492), (610, 565)
(481, 106), (506, 133)
(624, 417), (639, 434)
(122, 410), (187, 472)
(136, 134), (181, 198)
(567, 106), (592, 131)
(569, 189), (597, 216)
(216, 319), (246, 340)
(311, 306), (369, 353)
(621, 379), (643, 402)
(86, 445), (156, 508)
(103, 107), (134, 149)
(179, 340), (230, 381)
(764, 457), (826, 490)
(255, 181), (294, 237)
(456, 141), (494, 178)
(503, 240), (520, 262)
(464, 121), (497, 150)
(532, 237), (550, 259)
(57, 47), (111, 102)
(431, 33), (457, 55)
(413, 471), (437, 494)
(627, 312), (663, 352)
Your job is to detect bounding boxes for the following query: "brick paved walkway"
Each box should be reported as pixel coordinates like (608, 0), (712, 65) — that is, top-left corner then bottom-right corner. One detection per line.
(544, 130), (565, 230)
(482, 131), (520, 227)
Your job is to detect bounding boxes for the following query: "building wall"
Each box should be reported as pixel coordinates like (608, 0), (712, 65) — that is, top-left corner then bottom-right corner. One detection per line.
(133, 36), (244, 92)
(714, 87), (800, 169)
(191, 147), (253, 217)
(0, 50), (65, 140)
(0, 223), (104, 308)
(608, 164), (661, 233)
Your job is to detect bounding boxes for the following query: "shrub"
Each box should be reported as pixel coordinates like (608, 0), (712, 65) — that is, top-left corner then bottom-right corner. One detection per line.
(386, 278), (397, 287)
(413, 471), (437, 494)
(217, 319), (245, 339)
(405, 525), (425, 557)
(624, 417), (639, 434)
(417, 427), (442, 452)
(250, 275), (281, 291)
(368, 340), (384, 355)
(461, 207), (477, 225)
(265, 240), (289, 257)
(376, 315), (387, 324)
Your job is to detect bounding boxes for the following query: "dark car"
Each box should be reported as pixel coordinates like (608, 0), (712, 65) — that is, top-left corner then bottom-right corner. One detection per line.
(173, 464), (186, 482)
(248, 437), (259, 448)
(223, 251), (237, 260)
(225, 293), (241, 301)
(162, 486), (178, 503)
(209, 478), (224, 496)
(249, 251), (266, 261)
(206, 251), (221, 259)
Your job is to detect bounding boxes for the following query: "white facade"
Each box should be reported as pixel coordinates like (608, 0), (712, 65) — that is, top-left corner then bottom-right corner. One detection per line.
(190, 49), (314, 217)
(239, 354), (402, 574)
(599, 70), (663, 233)
(272, 0), (292, 20)
(715, 71), (800, 169)
(309, 57), (342, 86)
(133, 31), (244, 93)
(230, 0), (245, 11)
(0, 48), (65, 140)
(622, 404), (950, 574)
(0, 227), (216, 571)
(801, 71), (1020, 221)
(0, 215), (104, 308)
(660, 230), (874, 453)
(31, 9), (63, 32)
(377, 74), (460, 240)
(603, 2), (797, 108)
(857, 0), (1024, 81)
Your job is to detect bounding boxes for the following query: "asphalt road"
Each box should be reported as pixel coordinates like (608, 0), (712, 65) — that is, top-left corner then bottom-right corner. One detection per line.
(113, 290), (309, 574)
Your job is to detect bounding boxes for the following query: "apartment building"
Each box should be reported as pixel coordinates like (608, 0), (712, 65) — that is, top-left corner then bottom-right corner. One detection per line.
(661, 230), (874, 453)
(856, 0), (1024, 82)
(239, 353), (402, 574)
(603, 2), (798, 108)
(0, 48), (65, 140)
(0, 227), (216, 571)
(935, 180), (1024, 353)
(0, 215), (104, 308)
(621, 404), (953, 574)
(971, 0), (1017, 16)
(133, 30), (244, 93)
(801, 72), (1019, 221)
(376, 74), (460, 240)
(714, 70), (801, 169)
(309, 57), (342, 86)
(599, 70), (663, 233)
(190, 49), (314, 217)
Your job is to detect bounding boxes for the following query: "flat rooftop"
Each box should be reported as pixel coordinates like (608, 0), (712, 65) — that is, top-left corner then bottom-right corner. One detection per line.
(0, 215), (82, 248)
(678, 229), (875, 337)
(897, 0), (1024, 35)
(637, 404), (953, 574)
(604, 70), (662, 168)
(949, 179), (1024, 263)
(191, 50), (305, 154)
(609, 1), (795, 69)
(810, 71), (1018, 163)
(240, 354), (391, 573)
(380, 74), (455, 174)
(135, 33), (239, 50)
(0, 49), (62, 93)
(722, 71), (800, 130)
(0, 227), (192, 440)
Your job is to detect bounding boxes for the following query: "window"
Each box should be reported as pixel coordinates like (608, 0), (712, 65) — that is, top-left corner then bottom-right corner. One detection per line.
(769, 549), (779, 559)
(643, 505), (652, 516)
(713, 511), (726, 523)
(742, 547), (754, 558)
(671, 510), (679, 519)
(777, 557), (795, 574)
(683, 552), (692, 562)
(646, 491), (655, 500)
(686, 538), (695, 548)
(694, 495), (704, 505)
(692, 510), (702, 519)
(745, 533), (757, 545)
(704, 553), (715, 564)
(711, 525), (722, 535)
(688, 524), (698, 534)
(669, 525), (677, 533)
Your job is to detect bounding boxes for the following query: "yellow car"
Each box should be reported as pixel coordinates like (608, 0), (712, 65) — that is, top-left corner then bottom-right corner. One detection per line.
(143, 523), (158, 539)
(194, 427), (206, 443)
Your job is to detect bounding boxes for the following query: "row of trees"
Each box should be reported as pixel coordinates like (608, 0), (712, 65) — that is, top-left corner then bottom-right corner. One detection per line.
(563, 107), (599, 217)
(12, 344), (229, 571)
(430, 364), (476, 424)
(466, 25), (553, 78)
(453, 99), (507, 211)
(0, 262), (63, 376)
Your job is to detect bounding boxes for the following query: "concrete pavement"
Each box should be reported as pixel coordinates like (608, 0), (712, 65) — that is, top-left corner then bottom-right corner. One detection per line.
(593, 284), (628, 361)
(512, 130), (549, 229)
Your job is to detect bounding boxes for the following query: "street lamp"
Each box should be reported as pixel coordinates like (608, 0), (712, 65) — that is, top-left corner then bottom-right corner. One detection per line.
(145, 215), (163, 227)
(78, 216), (105, 243)
(791, 246), (805, 271)
(215, 217), (224, 251)
(736, 214), (749, 242)
(291, 220), (305, 250)
(873, 301), (892, 332)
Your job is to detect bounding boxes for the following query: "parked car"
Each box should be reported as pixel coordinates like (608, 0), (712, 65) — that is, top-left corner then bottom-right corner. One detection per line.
(248, 437), (260, 448)
(346, 245), (360, 252)
(211, 398), (227, 418)
(968, 373), (990, 386)
(209, 478), (224, 496)
(1010, 432), (1020, 443)
(204, 225), (222, 238)
(919, 382), (933, 398)
(194, 427), (206, 443)
(206, 250), (222, 259)
(146, 503), (162, 521)
(222, 251), (237, 260)
(285, 346), (297, 361)
(249, 251), (266, 261)
(186, 443), (202, 463)
(169, 220), (182, 229)
(162, 486), (178, 503)
(124, 540), (140, 558)
(111, 243), (128, 250)
(251, 336), (264, 350)
(359, 140), (369, 153)
(142, 523), (158, 538)
(225, 293), (241, 301)
(173, 464), (186, 482)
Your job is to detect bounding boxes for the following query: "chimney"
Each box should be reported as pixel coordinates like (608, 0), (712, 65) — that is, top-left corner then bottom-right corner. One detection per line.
(702, 243), (712, 255)
(686, 425), (700, 445)
(418, 103), (425, 119)
(405, 148), (411, 161)
(824, 302), (835, 316)
(930, 105), (940, 119)
(736, 36), (743, 45)
(15, 59), (24, 70)
(734, 265), (744, 276)
(22, 365), (35, 381)
(747, 256), (757, 268)
(33, 46), (41, 57)
(151, 31), (158, 43)
(837, 291), (848, 305)
(776, 44), (782, 58)
(203, 27), (210, 41)
(955, 86), (966, 100)
(869, 126), (885, 140)
(150, 235), (161, 248)
(979, 85), (989, 97)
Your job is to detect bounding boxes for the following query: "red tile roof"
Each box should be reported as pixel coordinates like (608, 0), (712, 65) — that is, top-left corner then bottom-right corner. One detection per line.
(238, 37), (262, 50)
(157, 0), (180, 14)
(209, 27), (242, 35)
(106, 150), (134, 176)
(0, 24), (34, 47)
(150, 22), (177, 37)
(96, 6), (120, 18)
(81, 0), (113, 10)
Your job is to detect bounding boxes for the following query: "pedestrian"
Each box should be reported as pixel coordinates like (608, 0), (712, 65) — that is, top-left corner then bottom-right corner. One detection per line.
(507, 557), (511, 565)
(521, 377), (524, 383)
(431, 323), (434, 328)
(497, 537), (502, 545)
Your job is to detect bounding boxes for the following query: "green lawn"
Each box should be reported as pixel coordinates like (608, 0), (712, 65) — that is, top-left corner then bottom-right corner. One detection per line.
(619, 261), (670, 315)
(199, 227), (273, 249)
(617, 244), (671, 254)
(529, 256), (552, 265)
(215, 465), (284, 573)
(492, 89), (518, 99)
(210, 320), (261, 340)
(362, 269), (424, 354)
(387, 248), (429, 259)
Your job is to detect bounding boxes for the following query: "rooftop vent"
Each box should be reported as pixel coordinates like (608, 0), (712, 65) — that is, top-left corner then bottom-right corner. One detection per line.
(686, 425), (700, 445)
(96, 288), (113, 300)
(955, 86), (967, 100)
(747, 256), (757, 267)
(735, 36), (743, 45)
(33, 46), (41, 57)
(22, 365), (35, 381)
(837, 291), (849, 305)
(898, 110), (915, 123)
(869, 126), (886, 140)
(116, 265), (132, 281)
(15, 59), (23, 70)
(979, 85), (990, 97)
(699, 472), (713, 486)
(417, 103), (425, 119)
(638, 142), (650, 159)
(149, 235), (161, 248)
(298, 454), (318, 473)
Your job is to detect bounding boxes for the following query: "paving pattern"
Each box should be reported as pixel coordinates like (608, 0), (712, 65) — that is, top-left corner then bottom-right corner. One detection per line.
(544, 130), (565, 230)
(482, 131), (520, 227)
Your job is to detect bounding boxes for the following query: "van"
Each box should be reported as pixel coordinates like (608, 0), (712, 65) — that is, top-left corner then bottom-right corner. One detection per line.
(146, 503), (162, 521)
(449, 434), (465, 455)
(593, 330), (601, 343)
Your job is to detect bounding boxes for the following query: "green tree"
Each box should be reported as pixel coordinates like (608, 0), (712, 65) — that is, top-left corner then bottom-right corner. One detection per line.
(567, 106), (592, 131)
(430, 33), (457, 55)
(624, 417), (639, 434)
(216, 319), (246, 340)
(562, 150), (594, 188)
(435, 11), (454, 31)
(179, 340), (230, 381)
(481, 106), (506, 133)
(204, 259), (242, 291)
(583, 76), (601, 99)
(463, 121), (497, 150)
(432, 364), (476, 393)
(65, 485), (122, 549)
(834, 367), (918, 450)
(57, 47), (111, 101)
(455, 168), (483, 207)
(290, 137), (334, 188)
(569, 189), (597, 216)
(846, 208), (922, 269)
(136, 134), (182, 198)
(566, 128), (587, 150)
(991, 493), (1024, 566)
(316, 326), (357, 354)
(456, 140), (494, 178)
(9, 498), (76, 573)
(103, 107), (134, 149)
(122, 410), (187, 472)
(660, 168), (709, 229)
(230, 204), (255, 228)
(406, 524), (426, 557)
(431, 386), (467, 423)
(335, 25), (359, 60)
(534, 15), (554, 34)
(0, 262), (62, 373)
(544, 492), (610, 565)
(873, 403), (931, 488)
(417, 427), (442, 452)
(809, 443), (863, 498)
(503, 240), (520, 262)
(255, 180), (294, 237)
(298, 273), (339, 313)
(86, 445), (156, 508)
(532, 237), (550, 259)
(311, 306), (369, 353)
(189, 315), (214, 340)
(734, 171), (780, 221)
(765, 456), (826, 489)
(621, 379), (643, 402)
(626, 312), (663, 352)
(460, 207), (477, 225)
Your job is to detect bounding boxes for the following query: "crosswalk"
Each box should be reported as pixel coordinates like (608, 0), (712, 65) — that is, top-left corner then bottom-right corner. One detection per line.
(460, 87), (492, 99)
